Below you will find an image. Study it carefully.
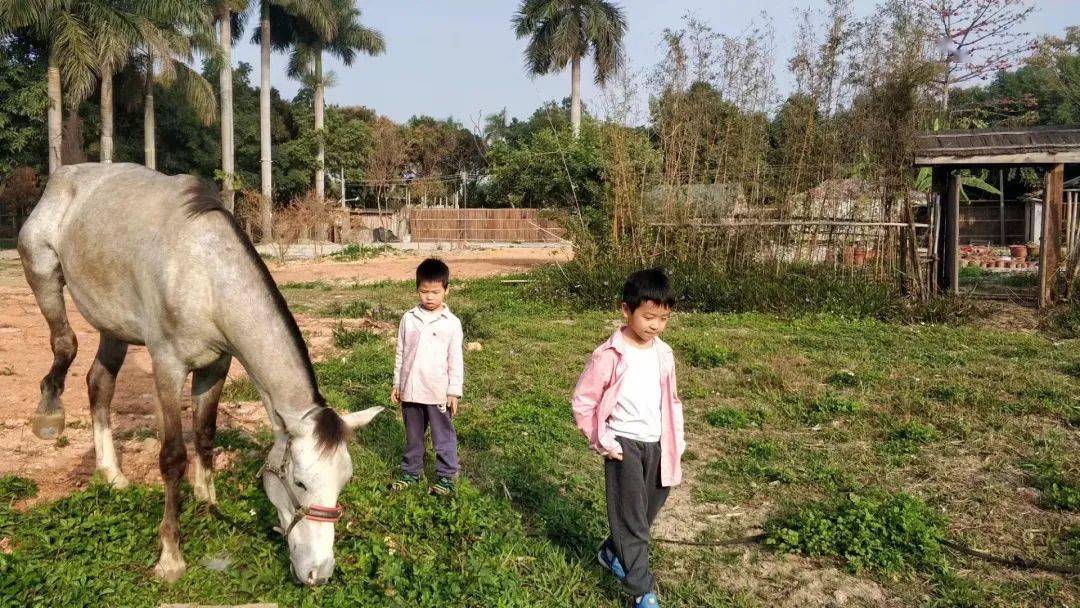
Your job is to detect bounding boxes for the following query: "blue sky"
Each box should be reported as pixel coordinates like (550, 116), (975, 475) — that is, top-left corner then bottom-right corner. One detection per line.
(230, 0), (1079, 126)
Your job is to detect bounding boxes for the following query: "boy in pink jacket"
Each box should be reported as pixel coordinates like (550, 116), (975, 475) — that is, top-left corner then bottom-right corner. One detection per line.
(390, 258), (464, 496)
(571, 268), (686, 608)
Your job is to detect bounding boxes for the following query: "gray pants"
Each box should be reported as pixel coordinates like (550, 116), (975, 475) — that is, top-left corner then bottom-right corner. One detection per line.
(401, 402), (459, 478)
(604, 435), (670, 597)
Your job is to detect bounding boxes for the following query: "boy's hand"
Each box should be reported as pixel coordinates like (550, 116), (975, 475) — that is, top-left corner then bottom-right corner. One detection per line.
(604, 451), (623, 461)
(391, 387), (401, 405)
(447, 395), (459, 417)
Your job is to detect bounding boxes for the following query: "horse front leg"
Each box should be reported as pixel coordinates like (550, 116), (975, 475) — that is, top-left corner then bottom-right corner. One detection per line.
(150, 352), (189, 583)
(191, 355), (231, 506)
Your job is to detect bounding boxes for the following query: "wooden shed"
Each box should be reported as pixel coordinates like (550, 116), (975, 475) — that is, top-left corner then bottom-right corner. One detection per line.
(914, 126), (1080, 307)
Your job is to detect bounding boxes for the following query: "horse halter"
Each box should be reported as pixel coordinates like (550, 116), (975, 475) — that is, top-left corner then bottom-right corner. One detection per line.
(261, 433), (343, 538)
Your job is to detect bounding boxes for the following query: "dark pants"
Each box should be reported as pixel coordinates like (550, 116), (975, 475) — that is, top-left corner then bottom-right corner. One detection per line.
(603, 436), (670, 597)
(401, 402), (459, 478)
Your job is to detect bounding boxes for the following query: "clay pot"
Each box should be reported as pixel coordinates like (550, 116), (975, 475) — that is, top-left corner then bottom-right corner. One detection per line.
(995, 260), (1004, 268)
(852, 245), (867, 266)
(842, 245), (856, 265)
(1009, 244), (1028, 260)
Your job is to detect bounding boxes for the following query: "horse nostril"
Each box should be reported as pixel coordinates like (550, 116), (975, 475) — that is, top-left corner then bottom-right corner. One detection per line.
(307, 568), (330, 586)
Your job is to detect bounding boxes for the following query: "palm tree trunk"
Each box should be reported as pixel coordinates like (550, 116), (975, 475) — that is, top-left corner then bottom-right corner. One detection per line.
(100, 69), (114, 162)
(144, 54), (156, 171)
(47, 56), (62, 174)
(314, 49), (325, 204)
(570, 55), (581, 138)
(219, 7), (235, 212)
(259, 0), (273, 240)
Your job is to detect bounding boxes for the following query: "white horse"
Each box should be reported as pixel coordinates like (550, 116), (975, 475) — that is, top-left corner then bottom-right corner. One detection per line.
(18, 162), (382, 585)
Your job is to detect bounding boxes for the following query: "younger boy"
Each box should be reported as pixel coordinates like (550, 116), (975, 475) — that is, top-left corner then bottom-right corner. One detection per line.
(391, 258), (464, 495)
(571, 268), (686, 608)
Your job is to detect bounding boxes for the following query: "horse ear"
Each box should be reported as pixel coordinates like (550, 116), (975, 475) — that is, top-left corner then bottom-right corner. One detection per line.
(342, 406), (384, 431)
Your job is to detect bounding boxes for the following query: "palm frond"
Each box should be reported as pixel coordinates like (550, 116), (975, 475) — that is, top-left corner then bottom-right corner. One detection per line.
(275, 0), (335, 40)
(286, 43), (316, 79)
(173, 60), (218, 125)
(585, 0), (626, 84)
(51, 10), (97, 104)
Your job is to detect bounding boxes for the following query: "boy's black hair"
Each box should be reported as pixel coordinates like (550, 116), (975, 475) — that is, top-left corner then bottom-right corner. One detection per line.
(416, 257), (450, 288)
(622, 268), (675, 312)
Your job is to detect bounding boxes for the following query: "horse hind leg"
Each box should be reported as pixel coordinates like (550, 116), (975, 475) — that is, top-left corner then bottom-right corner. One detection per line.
(87, 335), (129, 488)
(191, 355), (231, 506)
(19, 241), (76, 440)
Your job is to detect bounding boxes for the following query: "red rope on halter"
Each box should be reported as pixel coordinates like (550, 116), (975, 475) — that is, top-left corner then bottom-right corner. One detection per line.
(305, 504), (343, 523)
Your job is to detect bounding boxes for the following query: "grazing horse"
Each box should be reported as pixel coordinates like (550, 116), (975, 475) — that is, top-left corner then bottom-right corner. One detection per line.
(17, 163), (382, 585)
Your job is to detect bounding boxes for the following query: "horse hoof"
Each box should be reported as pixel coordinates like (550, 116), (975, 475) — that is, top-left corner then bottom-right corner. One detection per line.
(193, 483), (217, 505)
(153, 557), (187, 583)
(31, 412), (65, 440)
(106, 471), (130, 489)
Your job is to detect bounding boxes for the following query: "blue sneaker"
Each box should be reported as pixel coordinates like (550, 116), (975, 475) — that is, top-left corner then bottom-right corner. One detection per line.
(631, 592), (659, 607)
(597, 544), (626, 580)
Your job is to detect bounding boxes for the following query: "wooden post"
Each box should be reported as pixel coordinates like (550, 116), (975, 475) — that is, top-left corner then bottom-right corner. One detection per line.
(946, 172), (961, 295)
(931, 166), (949, 293)
(998, 169), (1006, 245)
(1039, 163), (1064, 308)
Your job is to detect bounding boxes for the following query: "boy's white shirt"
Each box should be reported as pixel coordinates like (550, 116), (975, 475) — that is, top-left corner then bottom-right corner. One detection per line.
(393, 304), (464, 405)
(607, 340), (663, 442)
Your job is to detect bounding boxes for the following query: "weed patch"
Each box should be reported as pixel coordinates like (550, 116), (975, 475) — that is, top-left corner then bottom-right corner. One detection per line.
(0, 475), (37, 503)
(1023, 460), (1080, 512)
(704, 407), (764, 429)
(322, 298), (373, 318)
(332, 323), (381, 349)
(221, 377), (259, 402)
(764, 491), (947, 575)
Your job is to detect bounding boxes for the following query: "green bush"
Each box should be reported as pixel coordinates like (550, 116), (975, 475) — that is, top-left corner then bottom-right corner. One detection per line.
(332, 244), (390, 261)
(764, 492), (947, 575)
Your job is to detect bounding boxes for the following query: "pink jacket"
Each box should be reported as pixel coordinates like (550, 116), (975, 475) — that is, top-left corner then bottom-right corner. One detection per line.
(394, 306), (464, 405)
(571, 328), (686, 487)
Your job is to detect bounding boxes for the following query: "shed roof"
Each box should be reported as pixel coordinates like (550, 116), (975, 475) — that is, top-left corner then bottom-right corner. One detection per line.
(914, 125), (1080, 166)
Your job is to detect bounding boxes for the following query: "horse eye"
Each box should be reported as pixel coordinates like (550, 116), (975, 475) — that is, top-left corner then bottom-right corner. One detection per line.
(294, 480), (308, 491)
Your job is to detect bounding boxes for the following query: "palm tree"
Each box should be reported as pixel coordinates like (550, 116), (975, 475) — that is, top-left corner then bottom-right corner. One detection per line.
(285, 0), (384, 203)
(211, 1), (250, 211)
(512, 0), (627, 138)
(251, 0), (335, 237)
(0, 1), (100, 173)
(97, 0), (196, 165)
(127, 2), (217, 170)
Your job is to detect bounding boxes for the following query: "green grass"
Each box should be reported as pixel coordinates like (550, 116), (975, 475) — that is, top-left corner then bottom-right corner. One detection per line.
(1, 275), (1078, 607)
(331, 324), (381, 349)
(332, 244), (391, 262)
(1023, 460), (1080, 512)
(221, 377), (260, 402)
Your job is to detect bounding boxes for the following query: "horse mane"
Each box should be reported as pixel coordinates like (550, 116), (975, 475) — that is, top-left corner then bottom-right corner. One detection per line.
(180, 179), (226, 218)
(313, 407), (352, 455)
(177, 175), (331, 419)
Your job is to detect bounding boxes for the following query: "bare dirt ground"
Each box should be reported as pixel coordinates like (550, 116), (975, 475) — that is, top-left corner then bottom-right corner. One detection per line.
(0, 246), (568, 505)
